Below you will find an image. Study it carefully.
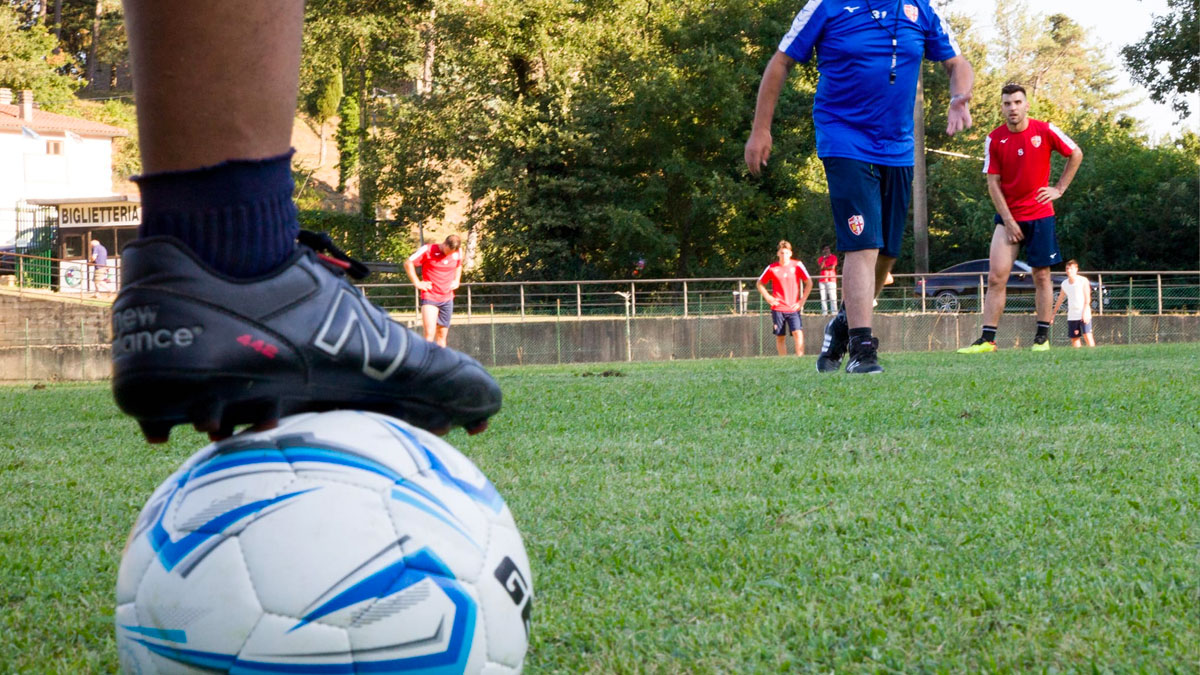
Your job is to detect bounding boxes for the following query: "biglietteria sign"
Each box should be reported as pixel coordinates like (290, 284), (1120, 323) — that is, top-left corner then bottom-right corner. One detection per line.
(59, 203), (140, 227)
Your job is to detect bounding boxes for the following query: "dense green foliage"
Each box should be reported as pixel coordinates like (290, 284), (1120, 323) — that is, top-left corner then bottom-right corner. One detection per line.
(2, 343), (1199, 670)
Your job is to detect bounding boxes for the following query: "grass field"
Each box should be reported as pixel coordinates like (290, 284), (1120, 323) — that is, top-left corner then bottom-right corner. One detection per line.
(2, 343), (1198, 672)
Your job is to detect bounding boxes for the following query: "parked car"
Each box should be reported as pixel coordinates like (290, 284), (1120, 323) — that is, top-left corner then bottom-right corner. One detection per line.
(917, 259), (1106, 313)
(0, 229), (54, 278)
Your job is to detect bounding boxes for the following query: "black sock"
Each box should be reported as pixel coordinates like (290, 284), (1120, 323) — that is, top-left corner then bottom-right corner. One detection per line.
(1036, 321), (1050, 339)
(134, 151), (299, 278)
(849, 327), (872, 350)
(981, 325), (997, 342)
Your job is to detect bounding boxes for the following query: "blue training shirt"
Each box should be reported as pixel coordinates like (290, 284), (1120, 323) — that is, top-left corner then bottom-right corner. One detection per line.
(779, 0), (960, 166)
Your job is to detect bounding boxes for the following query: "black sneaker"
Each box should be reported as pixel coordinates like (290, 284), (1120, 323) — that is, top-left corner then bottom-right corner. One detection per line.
(815, 307), (848, 373)
(111, 232), (501, 443)
(845, 336), (884, 374)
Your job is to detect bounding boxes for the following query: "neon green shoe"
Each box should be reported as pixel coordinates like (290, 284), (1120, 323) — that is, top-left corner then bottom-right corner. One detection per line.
(1031, 338), (1050, 352)
(957, 339), (997, 354)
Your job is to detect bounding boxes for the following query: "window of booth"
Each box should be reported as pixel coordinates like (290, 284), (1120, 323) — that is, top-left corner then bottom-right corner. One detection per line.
(117, 227), (137, 254)
(63, 234), (84, 259)
(92, 230), (117, 259)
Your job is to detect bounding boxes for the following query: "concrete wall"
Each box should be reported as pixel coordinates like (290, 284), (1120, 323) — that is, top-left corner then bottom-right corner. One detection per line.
(1, 293), (1196, 380)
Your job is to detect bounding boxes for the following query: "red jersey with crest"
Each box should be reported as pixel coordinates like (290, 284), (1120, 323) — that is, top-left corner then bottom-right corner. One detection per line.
(408, 244), (462, 302)
(758, 260), (811, 311)
(983, 118), (1078, 221)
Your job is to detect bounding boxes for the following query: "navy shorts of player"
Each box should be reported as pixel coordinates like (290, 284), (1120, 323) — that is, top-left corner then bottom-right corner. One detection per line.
(420, 299), (455, 327)
(771, 310), (803, 336)
(992, 214), (1062, 267)
(1067, 319), (1092, 339)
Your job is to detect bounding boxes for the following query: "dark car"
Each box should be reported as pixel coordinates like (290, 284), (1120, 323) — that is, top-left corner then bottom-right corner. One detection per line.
(918, 259), (1106, 313)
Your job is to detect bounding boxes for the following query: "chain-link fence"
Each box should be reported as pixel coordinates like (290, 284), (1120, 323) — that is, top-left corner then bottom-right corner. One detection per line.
(2, 264), (1198, 379)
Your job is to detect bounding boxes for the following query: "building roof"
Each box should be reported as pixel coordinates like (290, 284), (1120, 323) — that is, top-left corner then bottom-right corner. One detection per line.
(0, 103), (128, 138)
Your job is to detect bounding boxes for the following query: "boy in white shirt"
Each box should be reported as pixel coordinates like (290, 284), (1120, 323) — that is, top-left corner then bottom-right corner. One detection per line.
(1051, 259), (1095, 347)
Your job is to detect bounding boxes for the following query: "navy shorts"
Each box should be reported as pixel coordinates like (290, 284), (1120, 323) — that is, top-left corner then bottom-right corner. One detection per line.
(1067, 320), (1092, 338)
(823, 157), (913, 258)
(420, 299), (454, 327)
(994, 214), (1061, 268)
(771, 310), (803, 336)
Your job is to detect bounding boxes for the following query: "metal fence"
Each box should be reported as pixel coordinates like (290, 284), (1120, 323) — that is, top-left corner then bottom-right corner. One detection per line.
(2, 253), (1198, 379)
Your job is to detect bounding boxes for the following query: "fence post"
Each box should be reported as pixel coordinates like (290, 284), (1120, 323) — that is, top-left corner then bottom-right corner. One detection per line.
(489, 304), (497, 366)
(519, 284), (525, 319)
(1157, 274), (1163, 315)
(576, 284), (582, 318)
(757, 294), (763, 356)
(625, 295), (633, 362)
(978, 274), (985, 313)
(683, 280), (689, 317)
(467, 285), (472, 319)
(1097, 274), (1104, 315)
(25, 318), (32, 381)
(556, 298), (562, 365)
(630, 282), (636, 317)
(1128, 278), (1133, 344)
(81, 317), (86, 380)
(414, 287), (420, 317)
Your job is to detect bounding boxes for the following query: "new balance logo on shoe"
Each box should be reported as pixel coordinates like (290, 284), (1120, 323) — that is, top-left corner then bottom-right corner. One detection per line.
(111, 304), (204, 356)
(313, 288), (409, 381)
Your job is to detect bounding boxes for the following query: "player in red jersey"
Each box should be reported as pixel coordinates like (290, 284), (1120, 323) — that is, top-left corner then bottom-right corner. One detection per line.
(816, 245), (838, 315)
(756, 240), (813, 356)
(959, 83), (1083, 354)
(404, 235), (464, 348)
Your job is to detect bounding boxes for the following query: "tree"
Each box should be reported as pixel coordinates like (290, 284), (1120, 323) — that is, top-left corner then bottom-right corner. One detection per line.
(305, 67), (343, 168)
(1122, 0), (1199, 119)
(336, 92), (361, 193)
(0, 2), (78, 109)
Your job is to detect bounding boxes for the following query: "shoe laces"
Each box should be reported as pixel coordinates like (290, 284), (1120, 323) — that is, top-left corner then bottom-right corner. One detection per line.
(298, 230), (371, 281)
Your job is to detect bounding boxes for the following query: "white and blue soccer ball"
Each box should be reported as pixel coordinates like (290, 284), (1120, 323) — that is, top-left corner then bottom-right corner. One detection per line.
(116, 411), (532, 674)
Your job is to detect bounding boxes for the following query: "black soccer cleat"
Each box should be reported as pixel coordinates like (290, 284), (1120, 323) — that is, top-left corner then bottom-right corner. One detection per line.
(845, 335), (884, 374)
(111, 232), (501, 443)
(815, 307), (849, 373)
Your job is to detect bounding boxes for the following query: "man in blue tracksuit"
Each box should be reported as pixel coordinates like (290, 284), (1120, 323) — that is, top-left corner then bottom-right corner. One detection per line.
(746, 0), (974, 373)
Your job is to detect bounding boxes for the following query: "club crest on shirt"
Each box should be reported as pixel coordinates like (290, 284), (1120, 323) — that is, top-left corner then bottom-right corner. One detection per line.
(848, 214), (865, 236)
(904, 3), (919, 22)
(1031, 135), (1042, 148)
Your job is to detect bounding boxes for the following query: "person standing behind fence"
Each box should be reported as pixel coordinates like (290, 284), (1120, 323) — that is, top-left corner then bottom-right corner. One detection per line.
(757, 240), (813, 356)
(817, 245), (838, 315)
(89, 239), (108, 297)
(405, 235), (463, 348)
(1051, 259), (1095, 348)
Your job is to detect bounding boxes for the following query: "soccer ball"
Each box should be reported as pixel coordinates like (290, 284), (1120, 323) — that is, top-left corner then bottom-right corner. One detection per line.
(115, 411), (533, 674)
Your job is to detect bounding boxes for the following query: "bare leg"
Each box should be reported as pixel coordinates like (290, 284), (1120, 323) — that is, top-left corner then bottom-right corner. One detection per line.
(793, 331), (804, 356)
(1071, 338), (1081, 348)
(421, 305), (439, 343)
(776, 335), (787, 356)
(1032, 267), (1053, 323)
(982, 226), (1019, 328)
(843, 249), (879, 330)
(123, 0), (305, 172)
(875, 255), (897, 299)
(434, 325), (449, 348)
(1085, 331), (1095, 347)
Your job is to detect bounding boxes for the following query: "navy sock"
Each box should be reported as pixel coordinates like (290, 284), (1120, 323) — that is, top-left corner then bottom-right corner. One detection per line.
(1036, 321), (1050, 339)
(134, 151), (299, 278)
(981, 325), (997, 342)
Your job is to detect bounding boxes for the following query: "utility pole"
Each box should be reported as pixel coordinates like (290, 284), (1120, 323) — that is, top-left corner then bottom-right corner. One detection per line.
(912, 72), (929, 274)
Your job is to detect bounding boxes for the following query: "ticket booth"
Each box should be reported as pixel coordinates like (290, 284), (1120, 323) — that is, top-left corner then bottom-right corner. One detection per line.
(25, 196), (140, 294)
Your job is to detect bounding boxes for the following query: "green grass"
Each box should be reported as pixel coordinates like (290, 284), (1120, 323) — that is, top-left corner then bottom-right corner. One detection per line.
(2, 343), (1199, 672)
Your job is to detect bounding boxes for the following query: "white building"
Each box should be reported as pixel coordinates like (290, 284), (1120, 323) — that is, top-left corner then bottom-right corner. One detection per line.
(0, 88), (129, 248)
